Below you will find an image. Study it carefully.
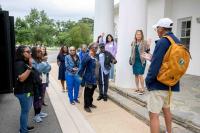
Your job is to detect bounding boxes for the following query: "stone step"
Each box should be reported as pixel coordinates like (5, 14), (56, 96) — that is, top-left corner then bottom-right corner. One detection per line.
(107, 85), (195, 133)
(47, 75), (95, 133)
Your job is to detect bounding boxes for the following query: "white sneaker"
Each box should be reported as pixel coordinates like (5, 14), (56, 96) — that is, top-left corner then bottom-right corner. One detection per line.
(33, 115), (42, 123)
(39, 112), (48, 118)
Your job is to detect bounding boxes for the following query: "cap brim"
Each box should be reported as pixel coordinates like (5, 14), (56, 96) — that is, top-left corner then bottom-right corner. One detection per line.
(152, 24), (158, 29)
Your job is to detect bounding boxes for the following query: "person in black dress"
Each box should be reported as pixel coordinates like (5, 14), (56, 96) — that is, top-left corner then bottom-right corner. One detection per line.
(57, 46), (69, 92)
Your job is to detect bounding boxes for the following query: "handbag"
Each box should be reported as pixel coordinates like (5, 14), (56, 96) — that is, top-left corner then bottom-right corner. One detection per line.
(129, 57), (133, 65)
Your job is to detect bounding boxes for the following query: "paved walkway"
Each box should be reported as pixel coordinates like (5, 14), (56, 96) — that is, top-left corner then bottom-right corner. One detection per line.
(108, 74), (200, 133)
(49, 63), (150, 133)
(0, 93), (62, 133)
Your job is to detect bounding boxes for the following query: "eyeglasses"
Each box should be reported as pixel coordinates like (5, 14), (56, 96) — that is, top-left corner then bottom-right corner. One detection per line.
(70, 50), (75, 51)
(24, 50), (31, 54)
(154, 26), (161, 31)
(92, 47), (98, 49)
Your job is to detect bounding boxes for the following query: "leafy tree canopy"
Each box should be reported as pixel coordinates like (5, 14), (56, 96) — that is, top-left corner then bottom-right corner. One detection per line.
(15, 8), (94, 48)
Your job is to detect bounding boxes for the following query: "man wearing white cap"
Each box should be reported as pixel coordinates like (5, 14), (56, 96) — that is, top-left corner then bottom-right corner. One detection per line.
(145, 18), (181, 133)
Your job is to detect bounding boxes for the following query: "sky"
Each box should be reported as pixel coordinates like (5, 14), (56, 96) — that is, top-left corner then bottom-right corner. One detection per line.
(0, 0), (119, 21)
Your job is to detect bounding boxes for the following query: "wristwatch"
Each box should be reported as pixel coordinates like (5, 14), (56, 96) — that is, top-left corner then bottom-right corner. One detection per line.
(27, 65), (32, 70)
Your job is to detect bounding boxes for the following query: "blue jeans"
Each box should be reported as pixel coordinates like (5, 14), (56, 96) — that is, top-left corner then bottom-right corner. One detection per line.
(66, 74), (80, 103)
(15, 93), (33, 133)
(109, 64), (114, 80)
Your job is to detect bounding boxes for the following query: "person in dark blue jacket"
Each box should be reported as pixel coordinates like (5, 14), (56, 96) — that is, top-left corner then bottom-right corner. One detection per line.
(78, 44), (88, 97)
(145, 18), (180, 133)
(78, 44), (88, 62)
(78, 42), (99, 113)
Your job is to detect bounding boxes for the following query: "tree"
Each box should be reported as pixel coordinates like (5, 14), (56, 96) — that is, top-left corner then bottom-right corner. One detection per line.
(55, 20), (76, 32)
(78, 17), (94, 32)
(15, 17), (28, 30)
(55, 32), (72, 46)
(25, 9), (40, 28)
(68, 23), (92, 48)
(24, 9), (56, 46)
(15, 17), (32, 44)
(15, 9), (94, 47)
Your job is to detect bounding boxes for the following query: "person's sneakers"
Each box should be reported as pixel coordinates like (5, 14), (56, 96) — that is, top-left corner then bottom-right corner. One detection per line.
(70, 101), (75, 105)
(84, 107), (92, 113)
(42, 103), (48, 106)
(33, 115), (43, 123)
(62, 88), (67, 92)
(39, 112), (48, 118)
(103, 97), (107, 101)
(97, 96), (103, 101)
(27, 126), (34, 132)
(74, 99), (80, 103)
(19, 126), (35, 133)
(90, 104), (97, 108)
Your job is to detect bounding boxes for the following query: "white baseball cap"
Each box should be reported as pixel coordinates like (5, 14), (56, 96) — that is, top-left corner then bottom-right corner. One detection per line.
(153, 18), (173, 29)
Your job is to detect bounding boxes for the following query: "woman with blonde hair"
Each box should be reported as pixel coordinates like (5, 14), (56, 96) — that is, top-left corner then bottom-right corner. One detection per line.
(130, 30), (150, 94)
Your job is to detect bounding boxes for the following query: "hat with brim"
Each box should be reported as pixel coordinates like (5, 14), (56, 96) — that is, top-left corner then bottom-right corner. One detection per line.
(152, 18), (173, 29)
(99, 43), (105, 48)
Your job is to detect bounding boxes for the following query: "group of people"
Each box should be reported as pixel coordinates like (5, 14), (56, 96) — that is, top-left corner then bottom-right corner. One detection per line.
(57, 34), (118, 113)
(15, 45), (51, 133)
(130, 18), (182, 133)
(128, 18), (181, 133)
(57, 17), (183, 133)
(14, 17), (183, 133)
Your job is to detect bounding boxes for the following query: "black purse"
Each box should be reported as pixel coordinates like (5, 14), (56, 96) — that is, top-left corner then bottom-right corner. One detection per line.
(129, 57), (133, 65)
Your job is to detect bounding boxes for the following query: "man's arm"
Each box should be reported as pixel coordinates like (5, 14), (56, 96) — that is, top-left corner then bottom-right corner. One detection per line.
(65, 55), (73, 73)
(78, 54), (89, 77)
(145, 39), (170, 87)
(107, 51), (117, 64)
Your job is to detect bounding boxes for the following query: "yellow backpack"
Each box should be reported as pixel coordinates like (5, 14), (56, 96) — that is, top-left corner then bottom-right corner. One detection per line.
(157, 36), (191, 87)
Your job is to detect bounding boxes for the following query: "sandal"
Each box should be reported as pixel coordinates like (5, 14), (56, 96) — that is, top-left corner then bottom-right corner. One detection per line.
(138, 90), (145, 95)
(134, 89), (140, 92)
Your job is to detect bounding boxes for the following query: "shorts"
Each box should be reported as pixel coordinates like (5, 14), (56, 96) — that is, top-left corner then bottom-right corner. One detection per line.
(147, 90), (172, 114)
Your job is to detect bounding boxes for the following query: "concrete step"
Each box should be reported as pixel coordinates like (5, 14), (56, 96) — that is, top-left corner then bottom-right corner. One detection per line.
(47, 75), (96, 133)
(107, 85), (195, 133)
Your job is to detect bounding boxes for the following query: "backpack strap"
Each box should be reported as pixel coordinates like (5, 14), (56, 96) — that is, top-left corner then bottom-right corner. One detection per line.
(168, 86), (172, 104)
(163, 36), (175, 45)
(163, 36), (174, 105)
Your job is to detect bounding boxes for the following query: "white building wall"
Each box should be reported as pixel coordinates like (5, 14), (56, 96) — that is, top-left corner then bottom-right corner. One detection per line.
(93, 0), (114, 41)
(113, 0), (200, 81)
(147, 0), (166, 52)
(170, 0), (200, 76)
(114, 4), (119, 39)
(146, 0), (200, 76)
(115, 0), (147, 88)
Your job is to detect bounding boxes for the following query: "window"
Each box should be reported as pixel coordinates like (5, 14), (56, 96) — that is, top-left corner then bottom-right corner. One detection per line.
(178, 17), (192, 50)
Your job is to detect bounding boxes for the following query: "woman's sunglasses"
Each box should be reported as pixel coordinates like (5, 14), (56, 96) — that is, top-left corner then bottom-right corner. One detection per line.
(24, 50), (31, 54)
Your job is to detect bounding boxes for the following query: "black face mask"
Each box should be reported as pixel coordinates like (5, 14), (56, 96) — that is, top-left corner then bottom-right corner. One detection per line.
(70, 54), (79, 68)
(100, 47), (105, 52)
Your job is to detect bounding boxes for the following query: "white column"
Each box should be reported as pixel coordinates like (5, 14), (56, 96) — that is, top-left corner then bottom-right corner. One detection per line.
(115, 0), (147, 88)
(93, 0), (114, 41)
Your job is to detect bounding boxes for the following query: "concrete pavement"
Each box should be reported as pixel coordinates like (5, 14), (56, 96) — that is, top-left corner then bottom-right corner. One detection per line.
(1, 49), (197, 133)
(0, 93), (62, 133)
(49, 63), (150, 133)
(108, 74), (200, 133)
